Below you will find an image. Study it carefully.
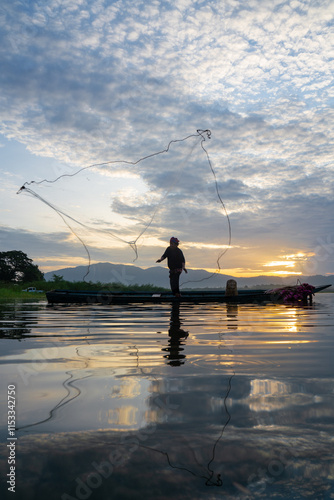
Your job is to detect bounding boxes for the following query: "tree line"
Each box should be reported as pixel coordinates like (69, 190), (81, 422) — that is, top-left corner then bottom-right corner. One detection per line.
(0, 251), (164, 292)
(0, 251), (44, 283)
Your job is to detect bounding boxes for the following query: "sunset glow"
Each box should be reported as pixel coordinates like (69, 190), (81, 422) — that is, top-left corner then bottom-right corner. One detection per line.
(0, 0), (333, 278)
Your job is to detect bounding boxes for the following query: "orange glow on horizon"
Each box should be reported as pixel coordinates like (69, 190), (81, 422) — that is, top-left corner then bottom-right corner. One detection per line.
(264, 261), (296, 267)
(39, 262), (305, 278)
(201, 268), (303, 278)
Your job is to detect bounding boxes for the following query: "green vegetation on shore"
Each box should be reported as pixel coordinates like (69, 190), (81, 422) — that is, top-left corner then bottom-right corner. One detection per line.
(1, 251), (169, 299)
(0, 279), (168, 299)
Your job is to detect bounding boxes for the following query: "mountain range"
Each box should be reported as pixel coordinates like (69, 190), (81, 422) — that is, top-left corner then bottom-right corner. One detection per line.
(44, 262), (334, 289)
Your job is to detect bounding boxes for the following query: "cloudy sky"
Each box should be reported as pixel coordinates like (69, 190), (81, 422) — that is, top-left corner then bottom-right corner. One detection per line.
(0, 0), (333, 278)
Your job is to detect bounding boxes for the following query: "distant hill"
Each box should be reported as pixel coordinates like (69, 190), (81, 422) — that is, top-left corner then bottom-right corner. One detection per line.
(44, 262), (334, 289)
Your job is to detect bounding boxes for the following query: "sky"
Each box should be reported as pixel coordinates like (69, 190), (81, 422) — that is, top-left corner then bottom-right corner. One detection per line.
(0, 0), (333, 278)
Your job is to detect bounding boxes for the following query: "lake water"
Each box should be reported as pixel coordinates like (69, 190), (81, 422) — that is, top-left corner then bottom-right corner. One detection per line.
(0, 294), (334, 500)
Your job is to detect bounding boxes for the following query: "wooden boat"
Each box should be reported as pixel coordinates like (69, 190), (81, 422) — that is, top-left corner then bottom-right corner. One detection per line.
(46, 285), (331, 305)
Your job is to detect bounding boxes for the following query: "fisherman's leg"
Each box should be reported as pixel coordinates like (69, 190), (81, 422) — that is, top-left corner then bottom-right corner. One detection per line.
(170, 271), (181, 295)
(169, 272), (177, 294)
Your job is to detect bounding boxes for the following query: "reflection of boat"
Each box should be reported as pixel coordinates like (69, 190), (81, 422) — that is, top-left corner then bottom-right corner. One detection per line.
(46, 285), (331, 305)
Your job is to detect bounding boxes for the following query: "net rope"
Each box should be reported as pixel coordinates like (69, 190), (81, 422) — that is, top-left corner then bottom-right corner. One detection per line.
(17, 129), (231, 282)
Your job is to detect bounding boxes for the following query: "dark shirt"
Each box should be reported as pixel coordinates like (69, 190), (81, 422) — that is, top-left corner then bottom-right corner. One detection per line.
(161, 246), (185, 270)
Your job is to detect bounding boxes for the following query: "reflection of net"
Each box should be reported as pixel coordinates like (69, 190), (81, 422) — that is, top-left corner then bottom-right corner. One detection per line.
(130, 372), (234, 487)
(16, 347), (92, 432)
(130, 302), (234, 487)
(17, 130), (231, 281)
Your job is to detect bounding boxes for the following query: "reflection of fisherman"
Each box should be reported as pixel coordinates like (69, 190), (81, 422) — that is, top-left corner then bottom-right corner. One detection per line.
(156, 237), (187, 297)
(162, 303), (189, 366)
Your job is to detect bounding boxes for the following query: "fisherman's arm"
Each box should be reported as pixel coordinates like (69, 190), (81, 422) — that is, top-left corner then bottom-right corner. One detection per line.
(156, 249), (168, 263)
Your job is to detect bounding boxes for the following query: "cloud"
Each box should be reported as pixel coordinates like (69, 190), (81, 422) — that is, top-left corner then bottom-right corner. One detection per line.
(0, 0), (333, 274)
(1, 0), (333, 152)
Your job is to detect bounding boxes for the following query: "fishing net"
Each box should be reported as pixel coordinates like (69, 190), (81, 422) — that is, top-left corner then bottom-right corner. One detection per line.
(17, 130), (231, 282)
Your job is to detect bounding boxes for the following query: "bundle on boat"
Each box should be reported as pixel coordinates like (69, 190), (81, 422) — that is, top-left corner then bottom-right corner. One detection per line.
(265, 283), (316, 304)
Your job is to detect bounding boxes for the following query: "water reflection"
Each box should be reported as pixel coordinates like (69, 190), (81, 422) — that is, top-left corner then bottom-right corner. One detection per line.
(162, 303), (189, 366)
(226, 304), (238, 330)
(0, 301), (41, 339)
(0, 320), (31, 339)
(1, 296), (334, 499)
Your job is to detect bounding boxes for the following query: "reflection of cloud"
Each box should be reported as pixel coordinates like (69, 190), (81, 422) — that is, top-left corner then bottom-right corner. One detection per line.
(6, 423), (334, 500)
(103, 406), (139, 427)
(239, 378), (320, 412)
(110, 379), (141, 399)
